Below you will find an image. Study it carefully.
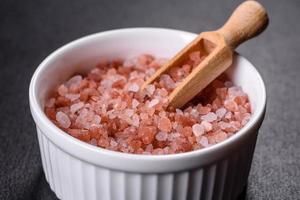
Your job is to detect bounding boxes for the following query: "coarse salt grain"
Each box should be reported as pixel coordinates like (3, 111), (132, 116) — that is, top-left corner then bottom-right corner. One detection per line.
(192, 124), (205, 137)
(56, 111), (71, 129)
(201, 112), (217, 122)
(128, 83), (140, 92)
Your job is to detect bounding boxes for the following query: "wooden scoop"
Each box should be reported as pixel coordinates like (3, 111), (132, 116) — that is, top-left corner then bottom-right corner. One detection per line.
(142, 0), (268, 108)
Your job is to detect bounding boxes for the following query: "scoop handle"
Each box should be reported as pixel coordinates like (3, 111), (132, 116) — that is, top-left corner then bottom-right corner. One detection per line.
(217, 0), (268, 49)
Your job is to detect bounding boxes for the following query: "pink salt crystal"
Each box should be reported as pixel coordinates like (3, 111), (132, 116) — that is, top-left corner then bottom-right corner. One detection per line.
(65, 93), (80, 101)
(148, 99), (159, 108)
(241, 113), (251, 126)
(224, 100), (239, 112)
(66, 75), (82, 87)
(110, 139), (118, 147)
(146, 84), (155, 96)
(158, 117), (172, 132)
(156, 132), (168, 141)
(197, 106), (211, 115)
(176, 109), (183, 115)
(45, 98), (55, 108)
(124, 109), (134, 117)
(215, 131), (228, 143)
(160, 74), (176, 90)
(56, 111), (71, 129)
(132, 99), (140, 109)
(70, 102), (84, 113)
(216, 107), (227, 118)
(225, 111), (232, 119)
(145, 144), (153, 152)
(198, 136), (209, 147)
(201, 112), (217, 122)
(90, 138), (97, 146)
(131, 114), (140, 127)
(218, 121), (231, 130)
(189, 51), (201, 62)
(192, 124), (205, 137)
(58, 84), (68, 96)
(128, 83), (140, 92)
(201, 121), (213, 132)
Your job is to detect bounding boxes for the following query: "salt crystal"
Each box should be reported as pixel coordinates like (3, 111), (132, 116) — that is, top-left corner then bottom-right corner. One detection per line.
(176, 109), (183, 115)
(132, 114), (140, 127)
(216, 107), (227, 118)
(90, 138), (97, 146)
(66, 75), (82, 87)
(158, 117), (172, 132)
(45, 98), (55, 108)
(56, 111), (71, 129)
(201, 121), (213, 132)
(58, 84), (68, 96)
(160, 74), (176, 90)
(128, 83), (140, 92)
(70, 102), (84, 113)
(65, 93), (80, 101)
(110, 139), (118, 147)
(156, 132), (168, 141)
(124, 109), (134, 117)
(192, 124), (205, 137)
(132, 99), (140, 109)
(201, 112), (217, 122)
(198, 136), (209, 147)
(148, 99), (159, 108)
(146, 84), (155, 96)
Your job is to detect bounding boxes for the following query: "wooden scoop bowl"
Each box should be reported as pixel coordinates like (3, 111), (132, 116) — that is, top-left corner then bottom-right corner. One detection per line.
(142, 0), (268, 108)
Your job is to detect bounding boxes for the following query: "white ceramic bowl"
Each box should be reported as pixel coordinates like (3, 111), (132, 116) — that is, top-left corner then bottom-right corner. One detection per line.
(29, 28), (266, 200)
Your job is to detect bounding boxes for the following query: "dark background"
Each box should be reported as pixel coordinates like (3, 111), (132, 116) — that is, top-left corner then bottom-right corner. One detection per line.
(0, 0), (299, 199)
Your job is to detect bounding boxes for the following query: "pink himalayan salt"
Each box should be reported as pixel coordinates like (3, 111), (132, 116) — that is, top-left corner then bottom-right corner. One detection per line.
(128, 83), (140, 92)
(70, 102), (84, 113)
(201, 121), (213, 132)
(201, 112), (217, 122)
(156, 132), (168, 141)
(216, 107), (227, 118)
(56, 111), (71, 129)
(158, 117), (172, 132)
(45, 53), (252, 155)
(192, 124), (205, 137)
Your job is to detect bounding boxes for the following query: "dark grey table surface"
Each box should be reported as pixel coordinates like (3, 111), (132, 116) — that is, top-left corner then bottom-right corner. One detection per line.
(0, 0), (299, 199)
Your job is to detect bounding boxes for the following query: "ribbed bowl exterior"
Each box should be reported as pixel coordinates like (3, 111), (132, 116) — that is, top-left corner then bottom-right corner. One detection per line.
(37, 126), (257, 200)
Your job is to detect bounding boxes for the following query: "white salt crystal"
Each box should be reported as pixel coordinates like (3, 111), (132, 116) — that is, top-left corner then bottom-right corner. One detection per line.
(128, 83), (140, 92)
(216, 107), (227, 118)
(198, 136), (209, 147)
(201, 112), (217, 122)
(66, 75), (82, 87)
(56, 111), (71, 129)
(58, 84), (68, 96)
(192, 124), (205, 137)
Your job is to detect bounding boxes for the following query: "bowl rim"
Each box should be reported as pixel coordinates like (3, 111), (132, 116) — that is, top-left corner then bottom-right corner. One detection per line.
(29, 27), (266, 171)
